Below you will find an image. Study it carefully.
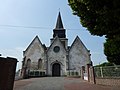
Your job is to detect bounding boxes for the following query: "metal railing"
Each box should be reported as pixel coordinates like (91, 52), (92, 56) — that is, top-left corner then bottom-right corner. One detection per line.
(66, 70), (81, 77)
(28, 70), (46, 77)
(94, 65), (120, 78)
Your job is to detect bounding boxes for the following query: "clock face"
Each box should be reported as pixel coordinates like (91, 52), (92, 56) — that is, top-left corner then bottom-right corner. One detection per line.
(53, 46), (60, 53)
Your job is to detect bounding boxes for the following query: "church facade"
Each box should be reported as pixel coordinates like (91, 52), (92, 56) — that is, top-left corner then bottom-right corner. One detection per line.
(21, 12), (91, 78)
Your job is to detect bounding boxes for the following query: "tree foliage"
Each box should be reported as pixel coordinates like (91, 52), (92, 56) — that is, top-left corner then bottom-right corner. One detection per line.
(104, 38), (120, 65)
(68, 0), (120, 64)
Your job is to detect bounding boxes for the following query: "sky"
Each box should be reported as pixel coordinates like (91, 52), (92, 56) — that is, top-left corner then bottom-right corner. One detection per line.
(0, 0), (107, 71)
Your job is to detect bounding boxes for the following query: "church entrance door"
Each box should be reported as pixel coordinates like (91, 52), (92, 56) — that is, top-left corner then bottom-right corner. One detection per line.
(52, 63), (60, 76)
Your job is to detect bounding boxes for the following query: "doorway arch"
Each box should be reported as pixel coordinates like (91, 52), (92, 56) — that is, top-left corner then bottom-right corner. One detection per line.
(52, 63), (61, 76)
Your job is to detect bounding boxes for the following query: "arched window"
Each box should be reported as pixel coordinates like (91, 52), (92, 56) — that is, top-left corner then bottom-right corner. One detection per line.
(38, 59), (42, 69)
(27, 59), (31, 68)
(22, 56), (26, 67)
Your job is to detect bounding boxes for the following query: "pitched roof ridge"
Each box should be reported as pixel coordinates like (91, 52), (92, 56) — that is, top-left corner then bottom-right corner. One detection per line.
(69, 36), (89, 52)
(47, 36), (67, 52)
(24, 35), (45, 54)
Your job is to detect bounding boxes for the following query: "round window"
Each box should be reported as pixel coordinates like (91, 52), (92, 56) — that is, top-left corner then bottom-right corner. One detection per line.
(53, 46), (60, 53)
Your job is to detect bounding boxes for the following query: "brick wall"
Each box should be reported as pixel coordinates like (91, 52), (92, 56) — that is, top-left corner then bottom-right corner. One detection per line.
(96, 78), (120, 86)
(89, 66), (96, 84)
(0, 57), (17, 90)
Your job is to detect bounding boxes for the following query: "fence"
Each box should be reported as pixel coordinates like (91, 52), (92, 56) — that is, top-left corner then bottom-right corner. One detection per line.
(94, 65), (120, 78)
(66, 70), (81, 77)
(94, 65), (120, 86)
(28, 70), (46, 77)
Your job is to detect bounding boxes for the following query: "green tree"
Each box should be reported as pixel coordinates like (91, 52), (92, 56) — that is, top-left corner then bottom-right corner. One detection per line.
(68, 0), (120, 64)
(104, 38), (120, 65)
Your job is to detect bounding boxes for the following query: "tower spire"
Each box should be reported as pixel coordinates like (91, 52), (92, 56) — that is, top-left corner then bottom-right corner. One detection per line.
(55, 12), (64, 29)
(51, 12), (68, 48)
(53, 12), (66, 38)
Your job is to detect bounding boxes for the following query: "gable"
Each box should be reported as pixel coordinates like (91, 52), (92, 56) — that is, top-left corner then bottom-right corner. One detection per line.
(24, 36), (45, 57)
(69, 36), (91, 69)
(69, 36), (89, 53)
(47, 36), (66, 56)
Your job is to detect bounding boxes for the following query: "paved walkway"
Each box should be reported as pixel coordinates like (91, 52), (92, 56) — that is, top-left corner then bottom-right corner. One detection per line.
(13, 77), (120, 90)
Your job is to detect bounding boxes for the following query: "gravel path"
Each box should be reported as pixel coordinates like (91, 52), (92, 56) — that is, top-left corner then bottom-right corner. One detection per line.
(13, 77), (120, 90)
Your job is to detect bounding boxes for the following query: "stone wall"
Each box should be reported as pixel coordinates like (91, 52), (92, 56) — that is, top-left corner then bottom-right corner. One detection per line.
(96, 78), (120, 86)
(87, 66), (120, 86)
(23, 36), (46, 70)
(47, 37), (67, 76)
(69, 36), (91, 72)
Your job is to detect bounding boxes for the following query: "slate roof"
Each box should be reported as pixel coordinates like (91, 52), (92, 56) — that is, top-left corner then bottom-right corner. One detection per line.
(55, 12), (64, 29)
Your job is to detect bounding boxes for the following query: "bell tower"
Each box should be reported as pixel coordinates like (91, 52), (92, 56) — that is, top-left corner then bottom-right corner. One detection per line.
(51, 12), (68, 49)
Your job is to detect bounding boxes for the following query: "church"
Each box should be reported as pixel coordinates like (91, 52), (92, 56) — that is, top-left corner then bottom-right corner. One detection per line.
(21, 12), (91, 78)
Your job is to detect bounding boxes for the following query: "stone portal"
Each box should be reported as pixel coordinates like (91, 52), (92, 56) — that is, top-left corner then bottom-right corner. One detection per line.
(52, 63), (61, 76)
